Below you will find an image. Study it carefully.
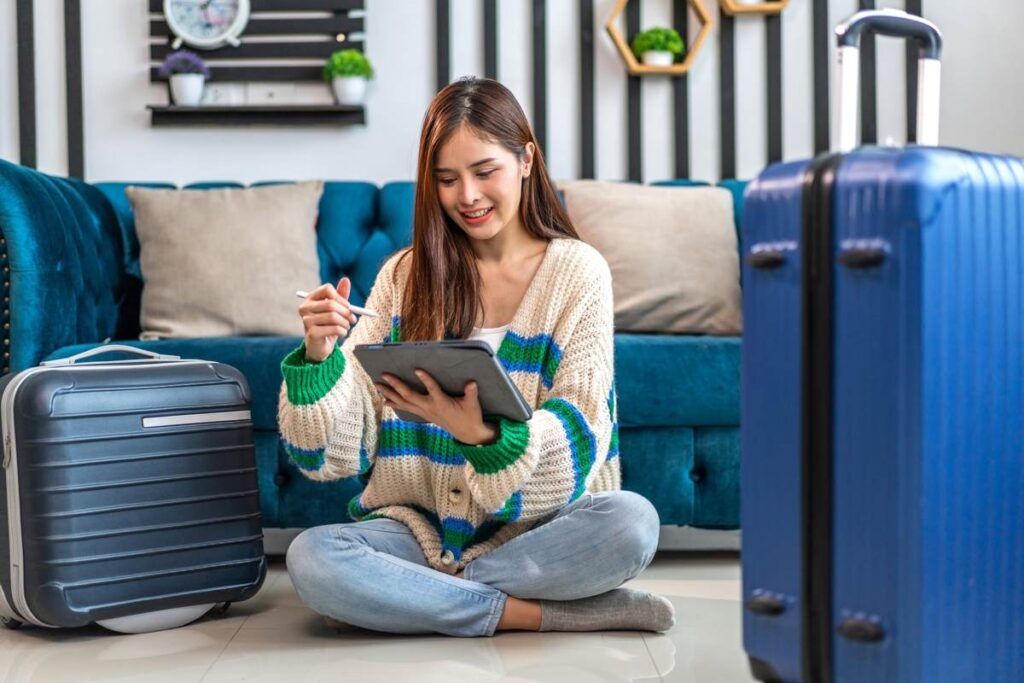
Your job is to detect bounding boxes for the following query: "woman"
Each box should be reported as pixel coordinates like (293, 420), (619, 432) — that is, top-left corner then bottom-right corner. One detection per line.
(279, 77), (673, 637)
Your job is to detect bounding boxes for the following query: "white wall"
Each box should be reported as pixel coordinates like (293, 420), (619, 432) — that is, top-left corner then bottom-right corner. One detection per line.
(0, 0), (1021, 184)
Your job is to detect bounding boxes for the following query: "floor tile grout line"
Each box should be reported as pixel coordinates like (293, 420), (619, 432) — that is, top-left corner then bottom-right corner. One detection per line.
(197, 617), (245, 683)
(196, 568), (282, 682)
(639, 632), (666, 681)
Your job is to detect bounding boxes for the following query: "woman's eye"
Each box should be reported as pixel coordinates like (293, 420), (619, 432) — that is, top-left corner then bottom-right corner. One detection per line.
(477, 170), (495, 179)
(439, 178), (456, 186)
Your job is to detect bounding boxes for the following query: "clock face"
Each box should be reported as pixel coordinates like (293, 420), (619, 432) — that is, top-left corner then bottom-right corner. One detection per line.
(166, 0), (245, 44)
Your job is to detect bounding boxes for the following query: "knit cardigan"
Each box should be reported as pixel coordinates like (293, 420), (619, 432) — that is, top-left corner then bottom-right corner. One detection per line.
(277, 237), (621, 573)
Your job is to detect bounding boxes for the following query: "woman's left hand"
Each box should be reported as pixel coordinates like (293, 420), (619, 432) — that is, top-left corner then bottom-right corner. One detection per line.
(376, 370), (498, 445)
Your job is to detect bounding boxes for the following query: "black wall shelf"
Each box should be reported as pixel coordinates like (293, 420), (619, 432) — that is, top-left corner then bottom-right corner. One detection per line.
(148, 105), (365, 127)
(149, 0), (366, 126)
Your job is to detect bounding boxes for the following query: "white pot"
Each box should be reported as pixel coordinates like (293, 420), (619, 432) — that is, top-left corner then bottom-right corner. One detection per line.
(642, 50), (674, 67)
(169, 73), (205, 106)
(331, 76), (367, 106)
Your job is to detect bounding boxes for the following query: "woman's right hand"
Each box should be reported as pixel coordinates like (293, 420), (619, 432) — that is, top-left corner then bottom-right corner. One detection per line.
(300, 277), (360, 363)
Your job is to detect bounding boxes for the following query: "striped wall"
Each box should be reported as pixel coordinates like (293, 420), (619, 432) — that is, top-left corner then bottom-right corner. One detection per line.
(6, 1), (1019, 185)
(433, 0), (923, 182)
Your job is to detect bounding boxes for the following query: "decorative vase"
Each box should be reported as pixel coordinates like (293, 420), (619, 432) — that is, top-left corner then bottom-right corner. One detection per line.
(169, 73), (205, 106)
(331, 76), (367, 106)
(641, 50), (674, 67)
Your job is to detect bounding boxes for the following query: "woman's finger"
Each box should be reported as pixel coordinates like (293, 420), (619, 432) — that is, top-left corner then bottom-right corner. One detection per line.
(381, 374), (420, 402)
(414, 369), (443, 396)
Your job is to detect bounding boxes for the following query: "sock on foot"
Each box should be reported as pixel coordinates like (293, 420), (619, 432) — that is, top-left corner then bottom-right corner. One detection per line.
(539, 587), (675, 633)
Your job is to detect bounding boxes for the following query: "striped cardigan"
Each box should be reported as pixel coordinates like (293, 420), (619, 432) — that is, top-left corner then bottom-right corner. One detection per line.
(277, 237), (621, 573)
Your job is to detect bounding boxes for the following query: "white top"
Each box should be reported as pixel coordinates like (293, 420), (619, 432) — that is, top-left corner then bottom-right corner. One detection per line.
(468, 323), (511, 353)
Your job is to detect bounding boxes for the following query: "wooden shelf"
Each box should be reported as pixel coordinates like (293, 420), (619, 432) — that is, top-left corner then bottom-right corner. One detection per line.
(147, 105), (366, 127)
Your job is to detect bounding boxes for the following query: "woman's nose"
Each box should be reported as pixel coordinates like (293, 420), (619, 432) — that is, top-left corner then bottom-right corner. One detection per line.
(459, 179), (480, 206)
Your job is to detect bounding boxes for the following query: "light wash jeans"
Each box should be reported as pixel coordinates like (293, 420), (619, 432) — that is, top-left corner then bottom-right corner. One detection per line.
(286, 490), (661, 637)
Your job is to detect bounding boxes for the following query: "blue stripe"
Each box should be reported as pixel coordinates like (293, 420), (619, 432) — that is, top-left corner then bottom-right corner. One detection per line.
(492, 491), (523, 522)
(547, 398), (597, 500)
(281, 437), (325, 471)
(376, 448), (466, 466)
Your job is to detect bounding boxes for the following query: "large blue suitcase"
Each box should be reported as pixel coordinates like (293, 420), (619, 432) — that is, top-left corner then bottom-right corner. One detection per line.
(0, 345), (266, 633)
(741, 10), (1024, 683)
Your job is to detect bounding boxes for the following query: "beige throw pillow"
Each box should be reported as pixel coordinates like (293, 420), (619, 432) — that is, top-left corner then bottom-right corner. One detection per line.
(560, 180), (742, 335)
(126, 182), (324, 340)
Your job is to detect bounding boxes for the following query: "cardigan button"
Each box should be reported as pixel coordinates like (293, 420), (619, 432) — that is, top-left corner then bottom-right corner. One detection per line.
(448, 488), (462, 503)
(440, 550), (455, 566)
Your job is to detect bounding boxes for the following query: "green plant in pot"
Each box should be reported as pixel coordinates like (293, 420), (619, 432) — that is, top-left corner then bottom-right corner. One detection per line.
(323, 49), (374, 106)
(630, 27), (685, 67)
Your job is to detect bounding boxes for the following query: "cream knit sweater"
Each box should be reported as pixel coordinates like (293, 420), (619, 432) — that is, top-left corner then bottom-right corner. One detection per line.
(277, 237), (621, 573)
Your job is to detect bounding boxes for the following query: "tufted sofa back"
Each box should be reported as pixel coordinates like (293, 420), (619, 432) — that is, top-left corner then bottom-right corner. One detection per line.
(0, 159), (747, 375)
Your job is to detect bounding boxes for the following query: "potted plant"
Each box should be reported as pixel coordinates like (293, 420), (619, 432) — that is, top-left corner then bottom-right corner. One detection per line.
(323, 49), (374, 106)
(630, 27), (686, 67)
(158, 50), (211, 106)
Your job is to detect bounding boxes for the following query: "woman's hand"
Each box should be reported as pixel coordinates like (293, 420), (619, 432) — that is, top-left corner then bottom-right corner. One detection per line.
(376, 370), (498, 445)
(299, 277), (359, 363)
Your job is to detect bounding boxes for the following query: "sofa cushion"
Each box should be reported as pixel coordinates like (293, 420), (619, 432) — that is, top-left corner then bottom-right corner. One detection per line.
(561, 180), (743, 335)
(619, 426), (739, 527)
(614, 334), (740, 427)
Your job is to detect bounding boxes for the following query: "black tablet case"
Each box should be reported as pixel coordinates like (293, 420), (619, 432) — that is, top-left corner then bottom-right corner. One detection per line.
(353, 340), (532, 424)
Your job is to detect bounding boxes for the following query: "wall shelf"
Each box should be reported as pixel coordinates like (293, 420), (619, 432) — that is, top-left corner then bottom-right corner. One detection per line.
(147, 105), (365, 127)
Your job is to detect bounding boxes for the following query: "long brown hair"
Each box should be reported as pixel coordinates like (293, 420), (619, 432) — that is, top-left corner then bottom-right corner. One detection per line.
(395, 77), (579, 342)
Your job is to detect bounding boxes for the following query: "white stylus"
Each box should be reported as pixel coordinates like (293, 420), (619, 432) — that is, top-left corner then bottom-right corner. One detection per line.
(295, 290), (380, 318)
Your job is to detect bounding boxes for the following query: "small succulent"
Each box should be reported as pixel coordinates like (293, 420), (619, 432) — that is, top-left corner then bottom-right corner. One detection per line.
(630, 27), (686, 60)
(158, 50), (211, 79)
(322, 49), (374, 81)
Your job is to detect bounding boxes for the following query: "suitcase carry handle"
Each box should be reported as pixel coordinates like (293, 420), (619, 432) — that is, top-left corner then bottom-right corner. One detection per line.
(834, 9), (943, 152)
(40, 345), (181, 366)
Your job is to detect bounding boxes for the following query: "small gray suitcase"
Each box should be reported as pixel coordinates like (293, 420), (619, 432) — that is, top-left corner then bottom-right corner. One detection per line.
(0, 345), (265, 633)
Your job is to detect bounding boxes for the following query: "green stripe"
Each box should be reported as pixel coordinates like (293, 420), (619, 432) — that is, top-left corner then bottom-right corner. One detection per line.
(379, 424), (462, 462)
(280, 343), (346, 405)
(456, 418), (530, 474)
(497, 334), (561, 383)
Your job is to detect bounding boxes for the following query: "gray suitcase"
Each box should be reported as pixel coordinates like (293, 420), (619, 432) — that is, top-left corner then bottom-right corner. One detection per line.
(0, 345), (265, 633)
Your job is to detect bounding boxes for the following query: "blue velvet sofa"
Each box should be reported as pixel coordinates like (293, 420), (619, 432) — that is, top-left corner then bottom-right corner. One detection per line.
(0, 159), (744, 536)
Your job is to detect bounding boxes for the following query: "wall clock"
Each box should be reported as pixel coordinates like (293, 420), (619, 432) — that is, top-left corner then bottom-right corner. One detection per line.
(164, 0), (250, 50)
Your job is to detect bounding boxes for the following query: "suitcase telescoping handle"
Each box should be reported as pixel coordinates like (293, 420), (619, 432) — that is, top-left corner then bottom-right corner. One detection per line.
(39, 344), (181, 367)
(834, 9), (943, 152)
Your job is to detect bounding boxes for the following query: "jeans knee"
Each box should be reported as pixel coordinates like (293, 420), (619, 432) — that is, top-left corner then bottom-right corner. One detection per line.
(611, 492), (661, 566)
(286, 526), (331, 597)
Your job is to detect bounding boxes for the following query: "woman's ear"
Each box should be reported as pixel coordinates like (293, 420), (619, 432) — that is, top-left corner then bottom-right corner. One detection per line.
(523, 142), (535, 178)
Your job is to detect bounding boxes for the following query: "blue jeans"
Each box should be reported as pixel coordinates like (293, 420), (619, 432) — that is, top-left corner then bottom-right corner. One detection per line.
(286, 490), (661, 637)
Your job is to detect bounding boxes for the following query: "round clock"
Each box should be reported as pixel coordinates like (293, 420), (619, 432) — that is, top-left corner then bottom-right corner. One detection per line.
(164, 0), (251, 50)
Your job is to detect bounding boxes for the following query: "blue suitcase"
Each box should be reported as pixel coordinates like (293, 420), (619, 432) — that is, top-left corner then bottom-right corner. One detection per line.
(0, 345), (266, 633)
(741, 10), (1024, 683)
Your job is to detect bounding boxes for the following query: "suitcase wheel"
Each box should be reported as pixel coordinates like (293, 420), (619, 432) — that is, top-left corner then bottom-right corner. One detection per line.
(1, 616), (24, 630)
(208, 602), (232, 617)
(748, 656), (782, 682)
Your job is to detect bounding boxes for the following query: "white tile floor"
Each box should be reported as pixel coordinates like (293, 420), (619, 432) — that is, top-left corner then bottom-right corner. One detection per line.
(0, 553), (757, 682)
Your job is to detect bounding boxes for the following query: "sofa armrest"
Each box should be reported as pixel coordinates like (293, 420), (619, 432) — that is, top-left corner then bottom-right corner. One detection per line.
(0, 160), (128, 372)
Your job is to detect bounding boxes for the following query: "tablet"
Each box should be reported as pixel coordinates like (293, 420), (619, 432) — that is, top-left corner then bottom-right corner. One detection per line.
(353, 339), (533, 424)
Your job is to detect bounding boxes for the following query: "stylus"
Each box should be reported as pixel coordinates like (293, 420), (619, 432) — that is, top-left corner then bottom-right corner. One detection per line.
(295, 290), (380, 318)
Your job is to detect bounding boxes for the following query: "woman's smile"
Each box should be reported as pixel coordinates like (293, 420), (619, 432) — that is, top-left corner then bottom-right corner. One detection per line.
(460, 206), (495, 225)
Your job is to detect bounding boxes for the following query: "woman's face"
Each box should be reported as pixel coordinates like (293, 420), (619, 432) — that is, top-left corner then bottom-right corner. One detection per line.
(434, 125), (534, 241)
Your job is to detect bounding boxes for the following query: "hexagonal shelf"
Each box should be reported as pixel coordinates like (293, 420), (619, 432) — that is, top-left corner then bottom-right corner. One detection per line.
(605, 0), (713, 77)
(720, 0), (790, 15)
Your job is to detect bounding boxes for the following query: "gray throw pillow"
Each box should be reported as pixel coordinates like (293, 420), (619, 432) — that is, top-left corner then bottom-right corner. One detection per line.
(125, 181), (324, 339)
(560, 180), (742, 335)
